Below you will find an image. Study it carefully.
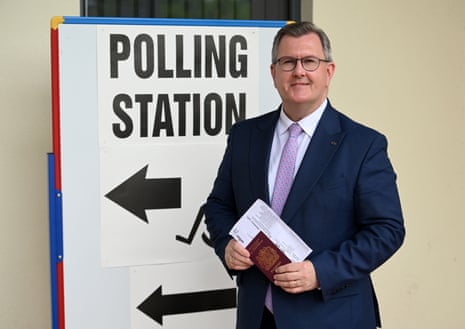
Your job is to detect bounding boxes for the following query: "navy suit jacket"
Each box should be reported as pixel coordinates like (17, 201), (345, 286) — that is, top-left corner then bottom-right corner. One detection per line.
(205, 101), (405, 329)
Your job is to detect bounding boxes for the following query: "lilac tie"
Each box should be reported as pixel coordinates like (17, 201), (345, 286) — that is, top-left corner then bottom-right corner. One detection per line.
(265, 123), (303, 312)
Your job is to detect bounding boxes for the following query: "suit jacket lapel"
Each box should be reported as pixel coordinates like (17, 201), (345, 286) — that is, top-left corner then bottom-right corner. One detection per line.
(249, 110), (280, 204)
(281, 105), (346, 223)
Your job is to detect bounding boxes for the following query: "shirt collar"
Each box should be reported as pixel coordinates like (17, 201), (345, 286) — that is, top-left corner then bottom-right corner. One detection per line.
(277, 99), (327, 137)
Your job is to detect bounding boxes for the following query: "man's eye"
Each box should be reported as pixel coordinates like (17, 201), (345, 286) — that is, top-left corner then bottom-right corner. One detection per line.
(281, 58), (295, 65)
(303, 57), (318, 65)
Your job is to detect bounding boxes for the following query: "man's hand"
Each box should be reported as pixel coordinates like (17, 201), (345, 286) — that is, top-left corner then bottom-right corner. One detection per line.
(273, 260), (319, 293)
(225, 239), (254, 270)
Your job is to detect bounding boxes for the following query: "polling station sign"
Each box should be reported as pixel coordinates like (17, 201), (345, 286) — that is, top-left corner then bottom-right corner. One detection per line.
(98, 25), (257, 144)
(96, 22), (282, 267)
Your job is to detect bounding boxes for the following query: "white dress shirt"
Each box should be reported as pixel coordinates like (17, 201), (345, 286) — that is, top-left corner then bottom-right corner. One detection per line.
(268, 99), (327, 200)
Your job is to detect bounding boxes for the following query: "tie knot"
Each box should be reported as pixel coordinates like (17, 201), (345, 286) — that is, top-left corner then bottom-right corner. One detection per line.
(288, 123), (302, 138)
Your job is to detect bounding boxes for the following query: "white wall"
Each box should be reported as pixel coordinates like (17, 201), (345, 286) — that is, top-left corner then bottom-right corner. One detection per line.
(0, 1), (78, 328)
(311, 1), (465, 328)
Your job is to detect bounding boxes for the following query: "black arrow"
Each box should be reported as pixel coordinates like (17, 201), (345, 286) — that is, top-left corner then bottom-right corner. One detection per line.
(137, 286), (237, 325)
(105, 165), (181, 223)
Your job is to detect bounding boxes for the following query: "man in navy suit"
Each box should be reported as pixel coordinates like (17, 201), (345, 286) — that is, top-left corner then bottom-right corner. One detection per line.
(205, 21), (405, 329)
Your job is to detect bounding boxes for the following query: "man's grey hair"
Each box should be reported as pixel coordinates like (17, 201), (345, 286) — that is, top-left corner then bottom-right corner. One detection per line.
(271, 21), (333, 63)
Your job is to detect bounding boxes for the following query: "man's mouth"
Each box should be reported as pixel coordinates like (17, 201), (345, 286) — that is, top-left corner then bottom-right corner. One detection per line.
(291, 81), (309, 87)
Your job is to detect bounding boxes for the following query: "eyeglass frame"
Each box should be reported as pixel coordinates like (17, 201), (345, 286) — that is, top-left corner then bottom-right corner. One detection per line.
(273, 56), (332, 72)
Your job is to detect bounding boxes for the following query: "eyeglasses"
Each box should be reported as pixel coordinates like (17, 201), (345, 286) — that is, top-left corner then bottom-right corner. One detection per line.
(273, 56), (331, 72)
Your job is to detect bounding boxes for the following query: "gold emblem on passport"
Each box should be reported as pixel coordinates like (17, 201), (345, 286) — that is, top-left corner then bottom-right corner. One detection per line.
(256, 246), (280, 271)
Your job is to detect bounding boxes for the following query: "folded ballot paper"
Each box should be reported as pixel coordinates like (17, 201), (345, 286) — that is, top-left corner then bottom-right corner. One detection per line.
(229, 199), (312, 281)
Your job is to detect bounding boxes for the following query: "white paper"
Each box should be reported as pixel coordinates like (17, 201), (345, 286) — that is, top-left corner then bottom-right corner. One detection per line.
(229, 199), (312, 262)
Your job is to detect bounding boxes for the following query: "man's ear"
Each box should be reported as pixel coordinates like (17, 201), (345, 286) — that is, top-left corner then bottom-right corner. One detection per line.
(326, 62), (336, 81)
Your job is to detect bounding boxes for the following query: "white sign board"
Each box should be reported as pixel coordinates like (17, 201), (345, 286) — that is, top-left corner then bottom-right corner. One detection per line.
(54, 17), (284, 329)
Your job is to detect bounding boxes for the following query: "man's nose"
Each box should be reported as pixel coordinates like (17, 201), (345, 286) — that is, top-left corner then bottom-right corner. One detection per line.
(293, 59), (306, 75)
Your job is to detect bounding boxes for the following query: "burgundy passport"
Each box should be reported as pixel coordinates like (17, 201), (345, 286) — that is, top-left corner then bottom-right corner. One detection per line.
(246, 231), (291, 281)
